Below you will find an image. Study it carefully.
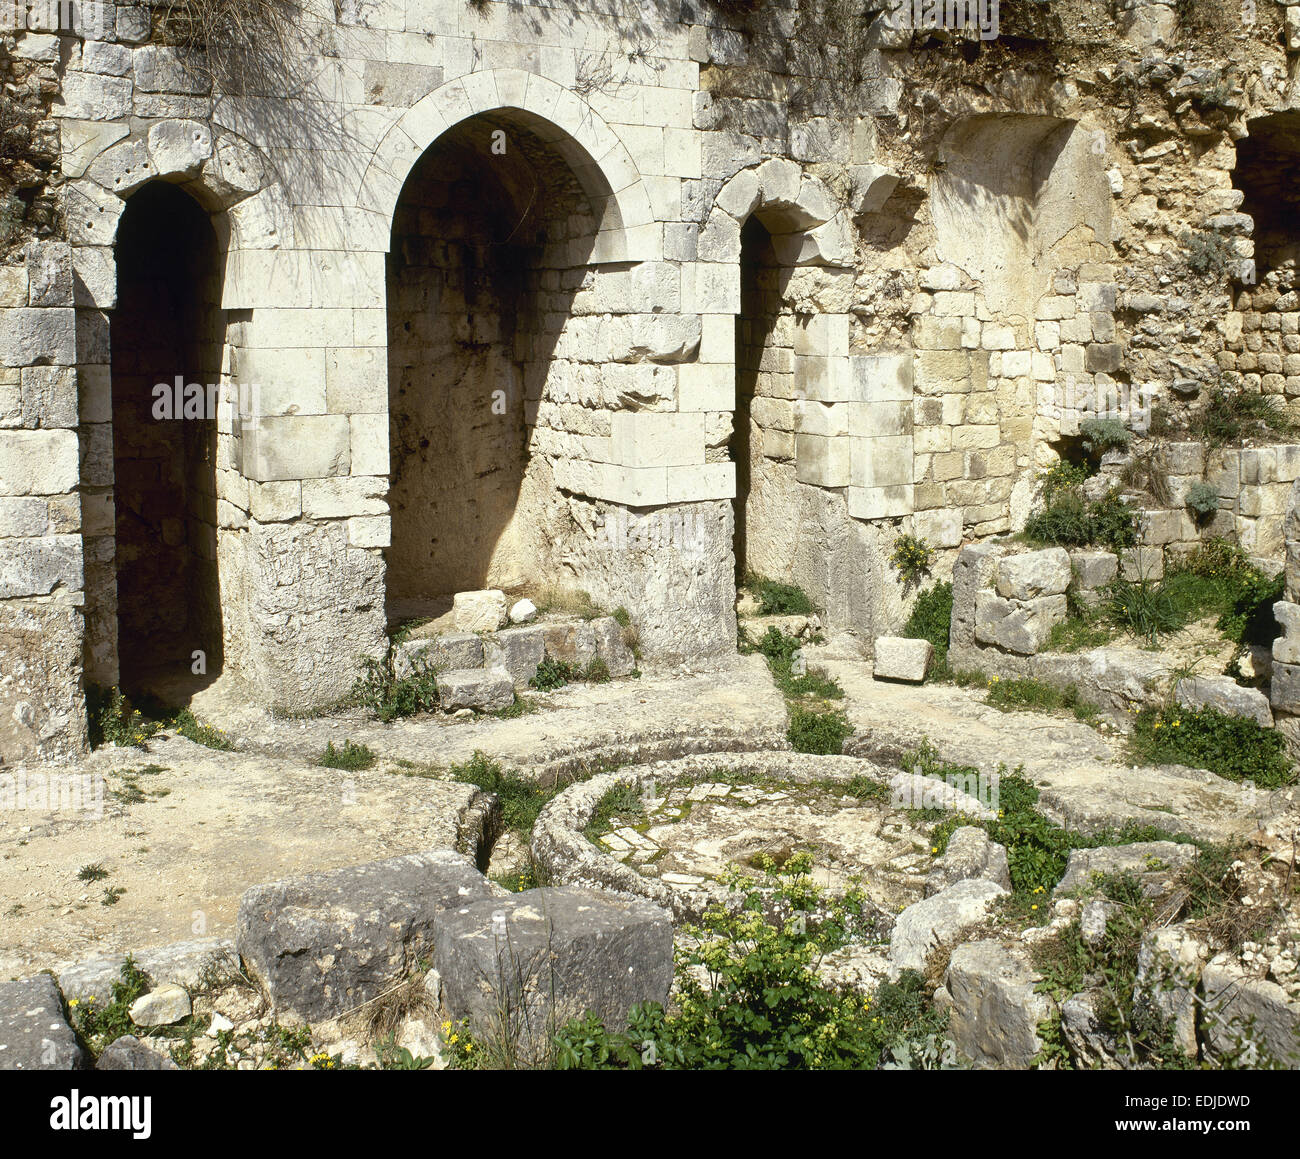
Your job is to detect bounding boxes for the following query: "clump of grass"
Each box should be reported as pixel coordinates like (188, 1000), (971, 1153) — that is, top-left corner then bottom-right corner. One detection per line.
(531, 586), (607, 620)
(1046, 610), (1116, 652)
(68, 956), (150, 1056)
(1192, 386), (1294, 448)
(1023, 461), (1138, 551)
(787, 705), (853, 754)
(584, 781), (646, 842)
(742, 626), (842, 700)
(985, 676), (1099, 723)
(168, 708), (234, 751)
(745, 572), (815, 616)
(77, 863), (109, 883)
(318, 739), (376, 771)
(449, 751), (560, 839)
(1127, 705), (1294, 787)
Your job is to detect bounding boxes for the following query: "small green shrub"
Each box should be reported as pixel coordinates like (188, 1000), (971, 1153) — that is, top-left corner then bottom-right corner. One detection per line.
(169, 708), (235, 751)
(1180, 228), (1238, 278)
(1023, 474), (1138, 552)
(318, 739), (376, 771)
(449, 751), (560, 838)
(1080, 417), (1132, 458)
(1128, 705), (1294, 787)
(787, 705), (853, 754)
(1185, 480), (1221, 519)
(889, 534), (934, 587)
(746, 572), (815, 616)
(553, 856), (947, 1070)
(583, 657), (612, 684)
(985, 676), (1097, 722)
(1192, 387), (1294, 447)
(86, 686), (156, 749)
(1105, 578), (1185, 643)
(584, 780), (645, 841)
(902, 582), (953, 671)
(69, 956), (151, 1057)
(351, 651), (440, 721)
(530, 657), (574, 691)
(743, 626), (843, 700)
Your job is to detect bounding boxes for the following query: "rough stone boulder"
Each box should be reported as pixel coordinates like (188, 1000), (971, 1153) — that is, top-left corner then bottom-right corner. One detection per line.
(925, 827), (1011, 897)
(1134, 925), (1207, 1059)
(872, 636), (932, 682)
(55, 938), (235, 1005)
(1054, 842), (1198, 899)
(974, 590), (1066, 655)
(996, 547), (1071, 601)
(96, 1035), (180, 1070)
(484, 626), (546, 690)
(945, 940), (1051, 1069)
(393, 632), (483, 680)
(236, 850), (496, 1023)
(889, 878), (1008, 975)
(452, 589), (507, 633)
(436, 667), (514, 712)
(1175, 675), (1272, 728)
(129, 983), (191, 1027)
(0, 975), (85, 1070)
(433, 886), (672, 1065)
(1201, 954), (1300, 1067)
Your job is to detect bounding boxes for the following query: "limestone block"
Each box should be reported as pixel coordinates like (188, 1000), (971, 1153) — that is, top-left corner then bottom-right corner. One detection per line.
(433, 886), (673, 1067)
(952, 542), (1007, 649)
(97, 1036), (181, 1070)
(437, 667), (515, 712)
(300, 476), (386, 519)
(1175, 675), (1272, 727)
(452, 589), (507, 633)
(794, 354), (853, 403)
(848, 484), (913, 520)
(995, 548), (1071, 601)
(851, 435), (913, 489)
(0, 430), (79, 495)
(510, 599), (537, 624)
(0, 975), (85, 1070)
(890, 879), (1008, 975)
(925, 828), (1011, 897)
(795, 433), (850, 487)
(394, 632), (483, 680)
(1055, 843), (1198, 898)
(1201, 954), (1300, 1066)
(873, 636), (932, 682)
(347, 515), (389, 549)
(609, 411), (705, 468)
(56, 73), (132, 120)
(1270, 661), (1300, 714)
(236, 851), (495, 1022)
(591, 616), (636, 677)
(848, 163), (899, 214)
(543, 621), (599, 669)
(911, 507), (963, 549)
(851, 352), (912, 403)
(0, 534), (83, 599)
(795, 400), (849, 437)
(0, 308), (75, 367)
(974, 591), (1066, 655)
(249, 481), (301, 523)
(1134, 926), (1207, 1059)
(241, 416), (350, 481)
(129, 984), (192, 1027)
(484, 625), (547, 690)
(1069, 549), (1118, 591)
(133, 46), (211, 94)
(945, 941), (1050, 1069)
(146, 120), (212, 179)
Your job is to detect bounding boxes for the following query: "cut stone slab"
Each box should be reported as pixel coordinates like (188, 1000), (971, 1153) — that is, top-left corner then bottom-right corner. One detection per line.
(236, 850), (495, 1023)
(1175, 675), (1272, 727)
(433, 885), (672, 1067)
(1054, 842), (1198, 899)
(452, 589), (507, 633)
(55, 938), (235, 1006)
(889, 878), (1008, 975)
(945, 940), (1051, 1069)
(591, 616), (636, 677)
(97, 1034), (181, 1070)
(925, 827), (1011, 897)
(974, 591), (1066, 655)
(437, 666), (514, 712)
(394, 632), (483, 680)
(1069, 549), (1118, 592)
(543, 620), (599, 668)
(129, 983), (191, 1027)
(873, 636), (932, 682)
(484, 626), (546, 690)
(0, 974), (85, 1070)
(1202, 954), (1300, 1067)
(996, 547), (1071, 601)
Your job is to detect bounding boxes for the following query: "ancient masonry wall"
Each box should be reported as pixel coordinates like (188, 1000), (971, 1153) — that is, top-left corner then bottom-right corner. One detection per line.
(4, 0), (1300, 761)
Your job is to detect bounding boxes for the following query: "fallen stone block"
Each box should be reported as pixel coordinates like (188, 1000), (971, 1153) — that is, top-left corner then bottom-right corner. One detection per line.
(889, 878), (1008, 975)
(129, 983), (191, 1027)
(0, 975), (85, 1070)
(452, 589), (507, 633)
(437, 667), (514, 712)
(873, 635), (932, 682)
(96, 1035), (180, 1070)
(925, 827), (1011, 897)
(996, 547), (1071, 601)
(1175, 675), (1272, 727)
(55, 938), (236, 1005)
(236, 850), (495, 1023)
(1054, 842), (1198, 899)
(393, 632), (483, 680)
(483, 626), (546, 690)
(945, 940), (1051, 1069)
(433, 886), (673, 1066)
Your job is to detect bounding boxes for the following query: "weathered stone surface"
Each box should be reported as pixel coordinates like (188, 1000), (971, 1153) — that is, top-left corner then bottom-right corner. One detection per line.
(235, 850), (495, 1023)
(889, 878), (1008, 975)
(452, 589), (507, 633)
(975, 591), (1066, 655)
(951, 542), (1007, 652)
(873, 635), (932, 682)
(925, 827), (1011, 897)
(1055, 842), (1198, 898)
(1271, 661), (1300, 714)
(509, 598), (537, 624)
(543, 620), (599, 668)
(55, 938), (235, 1006)
(1202, 954), (1300, 1066)
(1059, 991), (1119, 1069)
(1069, 549), (1118, 591)
(96, 1035), (181, 1070)
(1134, 925), (1207, 1059)
(996, 548), (1071, 601)
(591, 615), (636, 677)
(946, 940), (1051, 1069)
(394, 631), (484, 681)
(0, 975), (84, 1070)
(433, 886), (673, 1065)
(437, 666), (515, 711)
(0, 600), (88, 765)
(129, 983), (191, 1027)
(484, 625), (547, 690)
(1175, 675), (1272, 727)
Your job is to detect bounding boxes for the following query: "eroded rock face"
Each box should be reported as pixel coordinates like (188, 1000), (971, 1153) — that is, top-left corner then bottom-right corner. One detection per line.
(926, 827), (1011, 897)
(945, 941), (1051, 1069)
(0, 975), (84, 1070)
(889, 879), (1009, 975)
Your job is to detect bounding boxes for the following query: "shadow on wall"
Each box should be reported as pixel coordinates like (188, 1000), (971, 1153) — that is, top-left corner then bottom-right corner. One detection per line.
(930, 113), (1113, 315)
(384, 111), (602, 617)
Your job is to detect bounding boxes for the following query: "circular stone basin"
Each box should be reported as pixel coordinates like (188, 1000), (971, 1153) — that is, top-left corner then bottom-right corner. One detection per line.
(531, 751), (994, 922)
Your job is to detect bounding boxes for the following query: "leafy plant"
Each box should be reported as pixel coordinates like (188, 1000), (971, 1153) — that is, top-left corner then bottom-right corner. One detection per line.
(530, 657), (574, 691)
(1185, 480), (1220, 519)
(68, 956), (151, 1057)
(351, 651), (440, 721)
(317, 739), (376, 771)
(745, 573), (815, 616)
(742, 626), (843, 700)
(449, 751), (561, 839)
(86, 686), (157, 749)
(1192, 387), (1293, 448)
(902, 582), (953, 673)
(1128, 706), (1294, 787)
(584, 780), (646, 842)
(1023, 475), (1138, 552)
(890, 534), (935, 587)
(1180, 228), (1238, 278)
(1080, 417), (1132, 459)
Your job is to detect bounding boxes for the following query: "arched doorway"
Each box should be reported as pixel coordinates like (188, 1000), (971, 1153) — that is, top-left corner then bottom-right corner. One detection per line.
(107, 180), (226, 693)
(384, 112), (602, 624)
